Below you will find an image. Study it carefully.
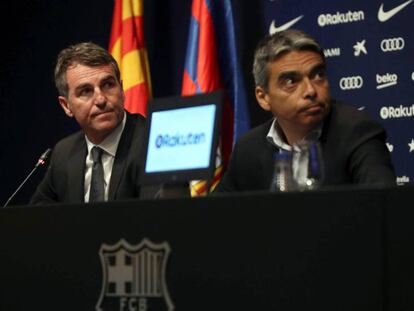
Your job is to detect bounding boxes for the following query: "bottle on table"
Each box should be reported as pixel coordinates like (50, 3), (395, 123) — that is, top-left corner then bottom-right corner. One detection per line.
(270, 151), (296, 192)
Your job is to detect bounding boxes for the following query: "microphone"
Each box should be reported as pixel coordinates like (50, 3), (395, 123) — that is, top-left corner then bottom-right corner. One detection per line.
(3, 148), (52, 208)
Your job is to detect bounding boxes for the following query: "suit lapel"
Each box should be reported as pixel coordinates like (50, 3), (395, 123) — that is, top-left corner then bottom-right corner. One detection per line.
(262, 138), (277, 188)
(254, 120), (276, 188)
(67, 136), (87, 203)
(108, 113), (134, 200)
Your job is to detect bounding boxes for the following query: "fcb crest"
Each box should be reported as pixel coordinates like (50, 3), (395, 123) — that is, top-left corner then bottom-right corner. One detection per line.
(96, 238), (174, 311)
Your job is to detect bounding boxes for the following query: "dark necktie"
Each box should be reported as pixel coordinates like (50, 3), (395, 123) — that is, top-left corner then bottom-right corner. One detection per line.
(89, 146), (105, 202)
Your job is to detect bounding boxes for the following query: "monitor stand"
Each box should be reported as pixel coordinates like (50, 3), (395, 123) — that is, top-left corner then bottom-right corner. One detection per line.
(157, 182), (192, 198)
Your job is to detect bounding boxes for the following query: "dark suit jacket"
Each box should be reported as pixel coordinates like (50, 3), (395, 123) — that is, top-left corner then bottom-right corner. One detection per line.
(215, 100), (396, 192)
(30, 112), (147, 204)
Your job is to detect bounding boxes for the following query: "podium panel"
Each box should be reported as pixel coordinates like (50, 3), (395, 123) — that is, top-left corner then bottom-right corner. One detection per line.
(0, 187), (393, 310)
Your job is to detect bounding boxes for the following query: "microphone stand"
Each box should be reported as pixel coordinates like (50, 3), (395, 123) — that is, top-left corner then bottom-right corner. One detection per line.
(3, 148), (51, 208)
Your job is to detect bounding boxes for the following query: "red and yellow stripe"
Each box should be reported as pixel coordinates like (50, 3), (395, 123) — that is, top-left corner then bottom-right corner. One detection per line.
(109, 0), (151, 116)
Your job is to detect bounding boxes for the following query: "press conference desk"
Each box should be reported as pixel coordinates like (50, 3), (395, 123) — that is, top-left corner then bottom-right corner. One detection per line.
(0, 185), (412, 311)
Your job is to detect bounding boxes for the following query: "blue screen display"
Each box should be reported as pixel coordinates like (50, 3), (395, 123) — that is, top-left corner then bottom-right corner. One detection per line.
(145, 104), (216, 173)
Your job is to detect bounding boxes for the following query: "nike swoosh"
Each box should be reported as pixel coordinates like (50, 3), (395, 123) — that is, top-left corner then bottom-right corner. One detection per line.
(378, 0), (413, 22)
(269, 15), (303, 34)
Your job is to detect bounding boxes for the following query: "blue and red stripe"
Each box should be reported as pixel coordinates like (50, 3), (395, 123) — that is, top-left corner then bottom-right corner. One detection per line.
(182, 0), (249, 166)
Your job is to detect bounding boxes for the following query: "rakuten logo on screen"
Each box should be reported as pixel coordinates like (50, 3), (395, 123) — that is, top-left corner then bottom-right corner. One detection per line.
(145, 104), (216, 173)
(155, 132), (206, 148)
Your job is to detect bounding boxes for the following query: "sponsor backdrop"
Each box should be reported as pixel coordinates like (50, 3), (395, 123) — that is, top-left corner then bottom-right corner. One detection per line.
(263, 0), (414, 184)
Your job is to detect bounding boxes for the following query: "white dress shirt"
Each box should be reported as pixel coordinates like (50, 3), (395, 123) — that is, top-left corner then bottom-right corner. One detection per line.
(266, 118), (322, 183)
(84, 113), (126, 202)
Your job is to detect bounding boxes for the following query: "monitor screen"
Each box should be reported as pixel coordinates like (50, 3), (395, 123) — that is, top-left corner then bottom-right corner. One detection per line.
(140, 91), (222, 184)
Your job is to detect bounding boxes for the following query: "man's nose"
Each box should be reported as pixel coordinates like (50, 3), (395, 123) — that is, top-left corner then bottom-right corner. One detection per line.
(302, 77), (316, 99)
(94, 88), (107, 106)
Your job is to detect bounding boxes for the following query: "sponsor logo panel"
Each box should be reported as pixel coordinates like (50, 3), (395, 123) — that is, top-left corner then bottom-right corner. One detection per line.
(380, 104), (414, 119)
(318, 10), (365, 27)
(378, 0), (413, 22)
(353, 40), (368, 57)
(339, 76), (364, 90)
(269, 15), (303, 34)
(376, 73), (398, 89)
(267, 1), (413, 180)
(324, 48), (341, 58)
(380, 37), (405, 52)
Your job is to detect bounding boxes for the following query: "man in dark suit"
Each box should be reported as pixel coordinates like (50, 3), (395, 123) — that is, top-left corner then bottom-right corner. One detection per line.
(215, 29), (396, 193)
(31, 42), (147, 204)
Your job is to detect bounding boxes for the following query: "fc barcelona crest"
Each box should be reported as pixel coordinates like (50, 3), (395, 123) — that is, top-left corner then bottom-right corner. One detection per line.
(96, 238), (174, 311)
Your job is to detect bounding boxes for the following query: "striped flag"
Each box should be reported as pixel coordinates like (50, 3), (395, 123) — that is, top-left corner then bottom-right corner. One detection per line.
(182, 0), (250, 196)
(109, 0), (151, 116)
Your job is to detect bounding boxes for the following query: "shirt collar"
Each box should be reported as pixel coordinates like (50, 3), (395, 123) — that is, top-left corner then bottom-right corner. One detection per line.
(85, 111), (127, 157)
(266, 117), (322, 151)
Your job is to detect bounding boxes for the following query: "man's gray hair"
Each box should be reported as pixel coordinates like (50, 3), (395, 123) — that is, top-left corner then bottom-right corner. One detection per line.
(252, 29), (325, 90)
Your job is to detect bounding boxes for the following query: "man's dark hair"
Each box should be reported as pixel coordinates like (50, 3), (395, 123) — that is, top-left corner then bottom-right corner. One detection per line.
(54, 42), (121, 97)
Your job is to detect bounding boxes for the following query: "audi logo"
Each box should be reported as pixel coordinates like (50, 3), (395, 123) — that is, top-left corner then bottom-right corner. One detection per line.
(339, 76), (364, 90)
(381, 37), (405, 52)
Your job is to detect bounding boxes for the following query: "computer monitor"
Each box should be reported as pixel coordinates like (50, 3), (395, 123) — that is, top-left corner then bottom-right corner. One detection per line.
(140, 90), (222, 185)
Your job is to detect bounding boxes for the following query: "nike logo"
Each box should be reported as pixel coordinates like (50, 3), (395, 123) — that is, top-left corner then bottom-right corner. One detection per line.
(269, 15), (303, 34)
(378, 0), (413, 22)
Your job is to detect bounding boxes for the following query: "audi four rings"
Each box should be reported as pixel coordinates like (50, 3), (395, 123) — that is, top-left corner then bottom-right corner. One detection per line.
(339, 76), (364, 90)
(381, 37), (405, 52)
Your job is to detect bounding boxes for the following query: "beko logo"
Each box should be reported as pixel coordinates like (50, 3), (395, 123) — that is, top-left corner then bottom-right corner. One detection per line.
(339, 76), (363, 90)
(376, 73), (398, 89)
(380, 37), (405, 52)
(380, 104), (414, 119)
(318, 10), (364, 27)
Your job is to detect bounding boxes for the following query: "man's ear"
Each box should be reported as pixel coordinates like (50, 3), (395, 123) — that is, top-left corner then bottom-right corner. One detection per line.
(58, 96), (74, 117)
(255, 86), (271, 112)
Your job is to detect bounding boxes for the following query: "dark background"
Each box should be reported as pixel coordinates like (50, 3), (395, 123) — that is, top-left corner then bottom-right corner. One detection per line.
(0, 0), (266, 206)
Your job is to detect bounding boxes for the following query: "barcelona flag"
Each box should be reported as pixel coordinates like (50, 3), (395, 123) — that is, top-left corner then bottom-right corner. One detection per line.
(182, 0), (250, 196)
(109, 0), (152, 116)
